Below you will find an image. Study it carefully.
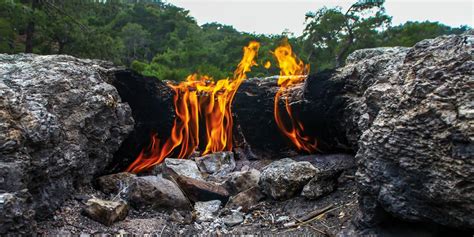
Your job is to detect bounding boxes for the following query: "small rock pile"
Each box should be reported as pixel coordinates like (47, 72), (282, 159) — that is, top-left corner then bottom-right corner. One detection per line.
(86, 152), (352, 231)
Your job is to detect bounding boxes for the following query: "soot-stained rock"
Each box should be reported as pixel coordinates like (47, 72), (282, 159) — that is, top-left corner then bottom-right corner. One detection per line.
(195, 151), (236, 176)
(96, 172), (136, 195)
(127, 175), (191, 210)
(157, 158), (204, 181)
(82, 198), (129, 226)
(225, 186), (265, 212)
(258, 158), (317, 200)
(0, 54), (134, 233)
(175, 176), (230, 203)
(0, 191), (35, 234)
(223, 169), (261, 195)
(301, 170), (341, 200)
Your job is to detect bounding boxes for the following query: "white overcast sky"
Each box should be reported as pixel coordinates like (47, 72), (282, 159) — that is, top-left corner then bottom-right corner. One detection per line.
(164, 0), (473, 36)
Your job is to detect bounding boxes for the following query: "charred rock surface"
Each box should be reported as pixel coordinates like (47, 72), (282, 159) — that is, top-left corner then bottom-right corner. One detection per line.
(108, 70), (174, 172)
(352, 32), (474, 230)
(0, 54), (134, 233)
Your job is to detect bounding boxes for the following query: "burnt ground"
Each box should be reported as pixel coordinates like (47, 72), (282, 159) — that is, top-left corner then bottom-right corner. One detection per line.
(37, 166), (358, 236)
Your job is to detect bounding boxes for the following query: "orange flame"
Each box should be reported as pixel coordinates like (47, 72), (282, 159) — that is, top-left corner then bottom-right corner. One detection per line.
(126, 42), (260, 173)
(272, 40), (317, 153)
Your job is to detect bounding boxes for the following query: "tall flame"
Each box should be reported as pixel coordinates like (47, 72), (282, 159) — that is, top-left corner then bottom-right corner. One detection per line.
(273, 40), (317, 153)
(126, 42), (260, 173)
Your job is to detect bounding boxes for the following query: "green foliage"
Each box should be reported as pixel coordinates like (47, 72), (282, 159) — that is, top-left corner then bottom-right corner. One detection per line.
(0, 0), (469, 80)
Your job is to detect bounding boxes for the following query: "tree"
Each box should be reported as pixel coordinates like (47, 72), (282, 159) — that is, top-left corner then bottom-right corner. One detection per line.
(303, 0), (391, 69)
(120, 23), (151, 65)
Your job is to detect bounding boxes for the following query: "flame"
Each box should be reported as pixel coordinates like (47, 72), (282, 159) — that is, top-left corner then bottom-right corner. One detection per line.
(264, 61), (271, 69)
(272, 40), (317, 153)
(126, 42), (260, 173)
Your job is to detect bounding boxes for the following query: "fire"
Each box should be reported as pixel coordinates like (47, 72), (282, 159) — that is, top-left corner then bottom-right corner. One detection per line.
(273, 40), (317, 153)
(126, 42), (260, 173)
(127, 40), (317, 173)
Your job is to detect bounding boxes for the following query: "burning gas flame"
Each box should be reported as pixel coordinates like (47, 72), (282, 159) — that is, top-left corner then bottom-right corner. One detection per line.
(126, 42), (260, 173)
(272, 40), (317, 153)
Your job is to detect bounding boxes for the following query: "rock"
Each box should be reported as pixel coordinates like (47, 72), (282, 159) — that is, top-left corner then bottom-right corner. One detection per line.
(175, 176), (230, 203)
(0, 54), (134, 233)
(96, 172), (136, 195)
(169, 209), (192, 224)
(301, 170), (341, 199)
(82, 198), (128, 226)
(195, 151), (236, 176)
(127, 175), (191, 210)
(0, 191), (35, 234)
(158, 158), (204, 180)
(225, 186), (265, 212)
(222, 211), (244, 227)
(223, 169), (261, 195)
(351, 33), (474, 229)
(194, 200), (222, 222)
(258, 158), (318, 200)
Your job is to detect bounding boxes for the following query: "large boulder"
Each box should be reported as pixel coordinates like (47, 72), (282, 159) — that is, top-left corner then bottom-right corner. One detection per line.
(330, 32), (473, 230)
(0, 54), (134, 233)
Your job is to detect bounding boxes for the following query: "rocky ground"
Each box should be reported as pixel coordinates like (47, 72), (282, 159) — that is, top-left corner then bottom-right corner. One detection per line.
(37, 154), (358, 236)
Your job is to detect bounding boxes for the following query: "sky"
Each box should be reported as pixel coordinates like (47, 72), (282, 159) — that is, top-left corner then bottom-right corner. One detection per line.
(164, 0), (473, 36)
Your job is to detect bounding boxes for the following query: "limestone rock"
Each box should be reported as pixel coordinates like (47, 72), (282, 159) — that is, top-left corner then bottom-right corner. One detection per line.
(222, 211), (244, 227)
(258, 158), (317, 200)
(223, 169), (261, 195)
(195, 151), (236, 176)
(96, 172), (136, 195)
(127, 175), (191, 210)
(175, 176), (229, 203)
(225, 186), (265, 212)
(0, 191), (35, 234)
(0, 54), (133, 233)
(301, 171), (341, 200)
(338, 32), (474, 229)
(194, 200), (222, 222)
(159, 158), (204, 180)
(82, 198), (129, 226)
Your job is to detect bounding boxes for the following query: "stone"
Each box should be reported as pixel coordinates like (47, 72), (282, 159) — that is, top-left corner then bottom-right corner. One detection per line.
(127, 175), (191, 210)
(258, 158), (318, 200)
(194, 200), (222, 222)
(82, 198), (129, 226)
(0, 191), (35, 234)
(169, 209), (192, 224)
(223, 169), (261, 195)
(222, 211), (244, 227)
(96, 172), (136, 195)
(0, 54), (134, 233)
(175, 176), (230, 203)
(225, 186), (265, 212)
(158, 158), (204, 180)
(350, 33), (474, 229)
(195, 151), (236, 176)
(301, 170), (341, 200)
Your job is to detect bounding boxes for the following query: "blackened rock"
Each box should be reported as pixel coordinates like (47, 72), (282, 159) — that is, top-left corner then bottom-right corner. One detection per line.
(301, 170), (341, 199)
(259, 158), (317, 200)
(158, 158), (204, 180)
(128, 175), (191, 210)
(175, 176), (229, 203)
(96, 172), (136, 195)
(82, 198), (129, 226)
(223, 169), (261, 195)
(0, 191), (35, 234)
(195, 151), (236, 176)
(226, 186), (265, 212)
